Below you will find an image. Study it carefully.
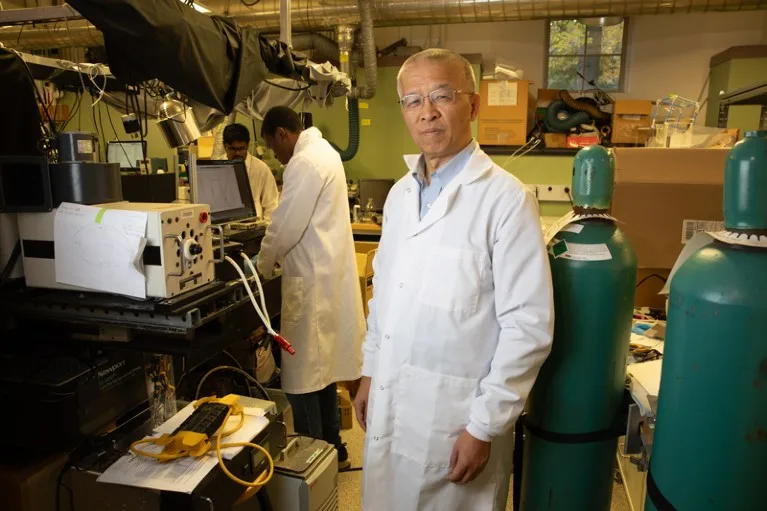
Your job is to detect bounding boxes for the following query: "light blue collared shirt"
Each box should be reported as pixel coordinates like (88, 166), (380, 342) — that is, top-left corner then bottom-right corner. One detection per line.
(412, 140), (477, 220)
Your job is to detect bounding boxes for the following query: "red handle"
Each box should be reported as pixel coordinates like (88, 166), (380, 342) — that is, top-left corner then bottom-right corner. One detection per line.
(273, 333), (296, 355)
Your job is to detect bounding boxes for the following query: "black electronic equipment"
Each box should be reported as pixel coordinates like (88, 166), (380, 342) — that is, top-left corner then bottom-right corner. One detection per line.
(0, 345), (148, 450)
(121, 173), (176, 203)
(0, 156), (54, 213)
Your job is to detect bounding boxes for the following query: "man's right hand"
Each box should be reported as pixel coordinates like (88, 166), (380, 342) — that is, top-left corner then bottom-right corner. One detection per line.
(353, 376), (372, 431)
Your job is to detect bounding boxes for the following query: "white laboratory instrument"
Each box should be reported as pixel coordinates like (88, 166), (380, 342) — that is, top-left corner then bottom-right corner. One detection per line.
(17, 202), (219, 299)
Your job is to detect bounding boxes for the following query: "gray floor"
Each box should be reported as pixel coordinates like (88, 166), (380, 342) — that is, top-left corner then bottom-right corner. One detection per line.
(338, 419), (632, 511)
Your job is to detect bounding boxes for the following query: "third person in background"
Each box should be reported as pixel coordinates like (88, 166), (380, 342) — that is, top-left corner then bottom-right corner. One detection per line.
(256, 106), (365, 470)
(353, 49), (555, 510)
(223, 123), (279, 220)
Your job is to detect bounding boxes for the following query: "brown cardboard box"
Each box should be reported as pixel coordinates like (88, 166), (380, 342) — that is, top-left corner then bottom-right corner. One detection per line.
(611, 100), (653, 145)
(337, 388), (353, 430)
(612, 148), (728, 269)
(478, 80), (534, 146)
(356, 249), (376, 317)
(544, 133), (568, 149)
(0, 452), (69, 511)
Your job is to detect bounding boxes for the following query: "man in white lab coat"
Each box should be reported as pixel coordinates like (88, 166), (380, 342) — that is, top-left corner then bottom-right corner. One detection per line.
(257, 106), (365, 469)
(353, 49), (555, 510)
(223, 123), (279, 220)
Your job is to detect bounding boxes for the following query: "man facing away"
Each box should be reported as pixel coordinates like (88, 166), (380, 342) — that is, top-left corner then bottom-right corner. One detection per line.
(353, 49), (555, 510)
(223, 123), (279, 220)
(256, 106), (365, 469)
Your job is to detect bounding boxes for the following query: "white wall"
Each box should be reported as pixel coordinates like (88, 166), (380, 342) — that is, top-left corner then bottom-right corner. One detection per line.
(375, 11), (767, 120)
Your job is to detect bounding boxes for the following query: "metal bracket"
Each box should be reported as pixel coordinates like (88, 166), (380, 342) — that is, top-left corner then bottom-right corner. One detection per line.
(164, 234), (186, 277)
(208, 224), (225, 263)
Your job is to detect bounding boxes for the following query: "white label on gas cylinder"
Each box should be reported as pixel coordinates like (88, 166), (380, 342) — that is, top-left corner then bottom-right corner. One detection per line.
(681, 219), (724, 244)
(561, 242), (612, 261)
(77, 139), (94, 154)
(562, 223), (584, 234)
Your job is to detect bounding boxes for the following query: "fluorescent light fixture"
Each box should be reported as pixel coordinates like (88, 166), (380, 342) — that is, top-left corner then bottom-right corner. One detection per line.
(178, 1), (211, 14)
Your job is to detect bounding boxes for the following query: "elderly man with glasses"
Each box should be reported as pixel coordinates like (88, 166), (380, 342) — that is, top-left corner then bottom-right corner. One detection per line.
(353, 48), (555, 511)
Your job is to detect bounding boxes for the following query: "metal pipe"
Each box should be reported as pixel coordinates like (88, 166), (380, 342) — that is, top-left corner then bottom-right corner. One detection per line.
(356, 0), (377, 99)
(2, 0), (766, 50)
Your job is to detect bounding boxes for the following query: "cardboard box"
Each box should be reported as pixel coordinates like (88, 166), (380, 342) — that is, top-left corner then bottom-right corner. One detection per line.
(356, 248), (376, 317)
(337, 388), (353, 430)
(612, 148), (728, 269)
(478, 80), (534, 146)
(0, 452), (69, 511)
(611, 100), (653, 145)
(544, 133), (568, 149)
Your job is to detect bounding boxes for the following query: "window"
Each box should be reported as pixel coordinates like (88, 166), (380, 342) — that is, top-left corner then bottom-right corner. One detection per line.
(545, 18), (628, 92)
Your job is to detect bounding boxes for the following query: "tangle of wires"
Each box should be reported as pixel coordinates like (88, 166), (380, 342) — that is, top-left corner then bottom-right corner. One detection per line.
(125, 85), (149, 163)
(263, 78), (312, 92)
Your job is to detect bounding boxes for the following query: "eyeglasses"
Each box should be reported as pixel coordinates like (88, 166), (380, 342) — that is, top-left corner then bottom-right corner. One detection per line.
(398, 88), (474, 111)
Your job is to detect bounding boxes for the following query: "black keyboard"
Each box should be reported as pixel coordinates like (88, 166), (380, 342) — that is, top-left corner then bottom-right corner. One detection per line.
(172, 402), (230, 438)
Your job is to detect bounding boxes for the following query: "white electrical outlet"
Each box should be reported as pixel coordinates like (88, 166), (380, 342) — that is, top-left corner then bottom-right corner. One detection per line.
(526, 184), (572, 203)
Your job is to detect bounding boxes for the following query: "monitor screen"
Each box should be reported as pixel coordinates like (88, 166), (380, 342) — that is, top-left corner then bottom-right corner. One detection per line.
(107, 141), (146, 169)
(195, 160), (255, 223)
(359, 179), (395, 213)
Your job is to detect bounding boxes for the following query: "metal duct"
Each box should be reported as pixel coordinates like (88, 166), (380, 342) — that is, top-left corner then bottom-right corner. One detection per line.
(2, 0), (767, 49)
(357, 0), (376, 99)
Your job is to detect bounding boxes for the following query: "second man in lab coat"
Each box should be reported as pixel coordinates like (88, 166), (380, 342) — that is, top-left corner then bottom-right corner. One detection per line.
(223, 123), (279, 220)
(256, 107), (365, 469)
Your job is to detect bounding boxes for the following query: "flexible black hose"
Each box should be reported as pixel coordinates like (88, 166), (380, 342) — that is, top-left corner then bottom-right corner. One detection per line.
(329, 97), (360, 162)
(545, 100), (591, 133)
(559, 90), (608, 120)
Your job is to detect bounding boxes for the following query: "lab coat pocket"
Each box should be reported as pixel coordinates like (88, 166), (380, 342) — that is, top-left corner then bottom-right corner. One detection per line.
(392, 364), (478, 468)
(418, 248), (483, 314)
(281, 276), (304, 325)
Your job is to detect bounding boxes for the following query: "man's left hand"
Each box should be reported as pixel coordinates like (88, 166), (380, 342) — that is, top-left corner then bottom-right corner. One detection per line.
(447, 430), (491, 484)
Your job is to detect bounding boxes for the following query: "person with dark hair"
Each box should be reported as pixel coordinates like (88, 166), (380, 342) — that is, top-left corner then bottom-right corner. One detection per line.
(256, 106), (364, 470)
(223, 123), (279, 220)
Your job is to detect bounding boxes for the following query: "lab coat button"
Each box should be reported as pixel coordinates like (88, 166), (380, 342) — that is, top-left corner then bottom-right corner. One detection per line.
(385, 334), (390, 339)
(374, 436), (379, 441)
(380, 385), (384, 390)
(399, 282), (404, 288)
(407, 188), (412, 193)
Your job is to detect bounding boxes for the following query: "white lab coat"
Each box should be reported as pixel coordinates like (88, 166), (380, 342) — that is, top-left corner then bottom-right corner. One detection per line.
(361, 146), (554, 511)
(244, 153), (279, 220)
(257, 127), (365, 394)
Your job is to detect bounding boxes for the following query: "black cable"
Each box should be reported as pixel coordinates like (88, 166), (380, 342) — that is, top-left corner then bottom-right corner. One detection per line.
(636, 273), (668, 289)
(132, 92), (147, 165)
(263, 79), (312, 92)
(241, 0), (262, 6)
(340, 467), (363, 472)
(142, 88), (149, 162)
(97, 102), (107, 161)
(89, 92), (101, 159)
(221, 350), (254, 398)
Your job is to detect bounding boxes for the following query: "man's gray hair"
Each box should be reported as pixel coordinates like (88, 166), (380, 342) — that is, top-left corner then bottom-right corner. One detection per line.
(396, 49), (476, 96)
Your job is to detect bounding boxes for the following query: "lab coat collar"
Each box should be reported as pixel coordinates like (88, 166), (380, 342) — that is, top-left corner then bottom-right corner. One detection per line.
(293, 127), (323, 155)
(402, 143), (494, 238)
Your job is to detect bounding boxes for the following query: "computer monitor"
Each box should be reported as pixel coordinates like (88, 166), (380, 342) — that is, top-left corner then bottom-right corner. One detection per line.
(107, 141), (146, 169)
(194, 160), (256, 224)
(359, 179), (395, 213)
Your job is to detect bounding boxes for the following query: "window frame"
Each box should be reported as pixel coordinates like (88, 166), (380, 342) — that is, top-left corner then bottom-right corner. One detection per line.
(543, 17), (630, 93)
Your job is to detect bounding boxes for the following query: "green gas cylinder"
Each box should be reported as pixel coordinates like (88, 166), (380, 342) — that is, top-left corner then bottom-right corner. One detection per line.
(520, 146), (638, 511)
(645, 131), (767, 511)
